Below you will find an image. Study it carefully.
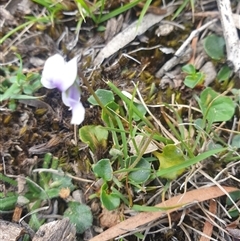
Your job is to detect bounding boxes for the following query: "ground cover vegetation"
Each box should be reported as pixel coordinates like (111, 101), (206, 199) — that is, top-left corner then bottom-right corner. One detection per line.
(0, 0), (240, 240)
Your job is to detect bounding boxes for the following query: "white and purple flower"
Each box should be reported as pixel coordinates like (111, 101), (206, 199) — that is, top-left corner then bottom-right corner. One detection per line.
(41, 54), (85, 125)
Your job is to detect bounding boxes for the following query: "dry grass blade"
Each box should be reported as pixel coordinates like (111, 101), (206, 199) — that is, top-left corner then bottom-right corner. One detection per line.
(94, 5), (176, 65)
(89, 186), (238, 241)
(199, 199), (217, 241)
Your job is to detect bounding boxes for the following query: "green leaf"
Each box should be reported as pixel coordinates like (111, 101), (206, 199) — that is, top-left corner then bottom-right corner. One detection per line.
(101, 101), (119, 125)
(51, 172), (75, 189)
(79, 125), (108, 152)
(228, 209), (240, 218)
(28, 199), (44, 231)
(132, 103), (147, 121)
(217, 65), (232, 82)
(92, 159), (113, 181)
(0, 195), (18, 211)
(1, 83), (21, 101)
(194, 118), (205, 130)
(199, 87), (235, 122)
(155, 148), (226, 178)
(0, 93), (41, 101)
(203, 34), (225, 60)
(75, 0), (98, 23)
(231, 88), (240, 103)
(97, 0), (142, 24)
(182, 64), (204, 88)
(226, 190), (240, 217)
(17, 73), (26, 84)
(29, 213), (43, 231)
(172, 0), (189, 20)
(8, 75), (18, 84)
(8, 99), (17, 110)
(134, 233), (145, 239)
(97, 25), (106, 32)
(182, 64), (196, 74)
(184, 72), (204, 88)
(64, 202), (93, 233)
(207, 141), (223, 150)
(231, 135), (240, 148)
(126, 156), (151, 184)
(23, 85), (34, 95)
(0, 173), (17, 186)
(100, 183), (120, 210)
(137, 0), (152, 29)
(111, 186), (129, 205)
(226, 190), (240, 205)
(88, 89), (114, 106)
(153, 144), (186, 180)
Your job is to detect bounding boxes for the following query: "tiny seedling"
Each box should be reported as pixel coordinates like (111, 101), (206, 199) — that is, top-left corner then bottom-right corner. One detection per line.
(182, 64), (204, 88)
(0, 54), (42, 107)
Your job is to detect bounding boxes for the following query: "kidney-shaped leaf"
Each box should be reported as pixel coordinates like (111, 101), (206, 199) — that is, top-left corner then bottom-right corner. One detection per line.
(231, 135), (240, 148)
(153, 144), (186, 180)
(63, 201), (93, 234)
(199, 87), (235, 122)
(203, 34), (225, 60)
(126, 156), (151, 184)
(100, 183), (120, 210)
(79, 125), (108, 152)
(88, 89), (114, 106)
(92, 159), (113, 181)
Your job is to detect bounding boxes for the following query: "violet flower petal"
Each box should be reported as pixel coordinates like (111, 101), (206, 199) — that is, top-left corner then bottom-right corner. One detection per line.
(61, 84), (81, 107)
(62, 85), (85, 125)
(41, 54), (78, 92)
(60, 56), (78, 92)
(41, 54), (65, 89)
(71, 101), (85, 125)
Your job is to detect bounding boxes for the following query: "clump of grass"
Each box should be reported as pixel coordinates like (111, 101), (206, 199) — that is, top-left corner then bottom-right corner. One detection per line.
(1, 0), (153, 45)
(80, 77), (239, 211)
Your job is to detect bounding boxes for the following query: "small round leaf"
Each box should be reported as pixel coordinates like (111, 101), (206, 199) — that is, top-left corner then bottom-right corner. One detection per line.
(182, 64), (196, 74)
(217, 65), (232, 82)
(231, 135), (240, 148)
(88, 89), (114, 106)
(92, 159), (113, 181)
(199, 87), (235, 122)
(63, 202), (93, 234)
(203, 35), (225, 60)
(126, 156), (151, 184)
(100, 183), (120, 210)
